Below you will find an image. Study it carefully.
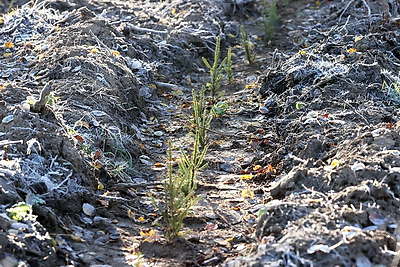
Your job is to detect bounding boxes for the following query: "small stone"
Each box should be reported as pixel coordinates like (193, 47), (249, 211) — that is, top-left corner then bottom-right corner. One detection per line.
(82, 203), (96, 217)
(220, 163), (234, 173)
(2, 115), (14, 124)
(80, 216), (93, 225)
(153, 131), (163, 137)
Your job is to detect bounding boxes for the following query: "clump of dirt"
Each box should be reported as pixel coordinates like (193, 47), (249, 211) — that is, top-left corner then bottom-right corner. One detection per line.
(227, 1), (400, 266)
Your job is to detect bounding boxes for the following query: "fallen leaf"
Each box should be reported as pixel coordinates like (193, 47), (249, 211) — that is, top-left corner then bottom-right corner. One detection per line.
(154, 163), (165, 167)
(252, 165), (262, 171)
(74, 135), (85, 143)
(90, 48), (99, 53)
(240, 174), (253, 180)
(76, 120), (89, 128)
(348, 48), (357, 53)
(97, 181), (104, 190)
(241, 190), (254, 198)
(93, 150), (101, 160)
(140, 229), (155, 237)
(330, 159), (339, 168)
(112, 50), (120, 56)
(267, 164), (276, 174)
(354, 36), (364, 42)
(139, 216), (145, 222)
(4, 42), (14, 49)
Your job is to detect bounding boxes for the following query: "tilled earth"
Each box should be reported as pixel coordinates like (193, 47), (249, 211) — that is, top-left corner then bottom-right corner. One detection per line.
(1, 0), (400, 266)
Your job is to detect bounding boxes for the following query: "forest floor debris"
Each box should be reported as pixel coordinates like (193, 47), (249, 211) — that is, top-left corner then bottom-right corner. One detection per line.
(1, 0), (400, 266)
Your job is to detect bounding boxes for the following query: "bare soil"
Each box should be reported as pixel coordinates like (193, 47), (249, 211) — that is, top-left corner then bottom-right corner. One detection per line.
(1, 0), (400, 266)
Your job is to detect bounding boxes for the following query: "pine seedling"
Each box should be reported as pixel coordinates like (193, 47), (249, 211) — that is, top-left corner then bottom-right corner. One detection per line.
(159, 140), (201, 241)
(261, 0), (279, 42)
(240, 26), (256, 65)
(191, 87), (213, 148)
(202, 36), (227, 101)
(225, 47), (234, 83)
(178, 130), (208, 196)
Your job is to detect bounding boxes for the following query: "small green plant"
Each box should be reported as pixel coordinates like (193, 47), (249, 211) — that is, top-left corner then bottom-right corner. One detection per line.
(383, 76), (400, 107)
(202, 36), (227, 101)
(261, 0), (280, 42)
(178, 129), (208, 196)
(295, 102), (305, 110)
(211, 101), (229, 116)
(191, 87), (213, 148)
(104, 160), (128, 180)
(225, 47), (234, 83)
(157, 140), (202, 241)
(240, 26), (256, 65)
(45, 92), (60, 106)
(7, 202), (32, 221)
(7, 0), (15, 12)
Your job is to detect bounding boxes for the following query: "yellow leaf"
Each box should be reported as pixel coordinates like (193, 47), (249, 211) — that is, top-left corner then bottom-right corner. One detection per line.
(241, 190), (254, 198)
(38, 54), (45, 60)
(127, 209), (135, 220)
(240, 174), (253, 180)
(226, 237), (234, 242)
(97, 181), (104, 190)
(330, 159), (339, 168)
(112, 50), (120, 56)
(0, 17), (4, 25)
(139, 216), (145, 222)
(90, 48), (99, 53)
(348, 48), (357, 53)
(4, 42), (14, 49)
(3, 52), (12, 57)
(299, 50), (307, 55)
(253, 165), (262, 171)
(245, 83), (257, 89)
(354, 36), (363, 42)
(149, 84), (157, 89)
(54, 27), (60, 31)
(140, 229), (155, 237)
(171, 8), (177, 15)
